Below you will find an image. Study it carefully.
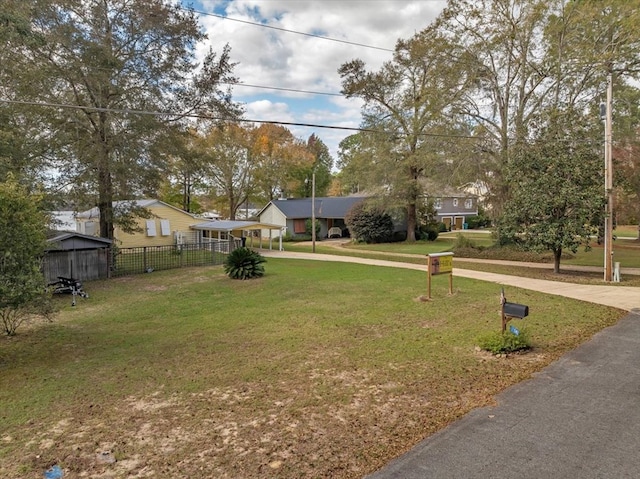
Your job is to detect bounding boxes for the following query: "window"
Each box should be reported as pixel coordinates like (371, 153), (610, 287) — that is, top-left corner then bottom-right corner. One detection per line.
(465, 198), (473, 209)
(453, 198), (459, 207)
(434, 198), (442, 209)
(83, 221), (96, 236)
(294, 219), (306, 234)
(146, 220), (157, 237)
(160, 219), (170, 236)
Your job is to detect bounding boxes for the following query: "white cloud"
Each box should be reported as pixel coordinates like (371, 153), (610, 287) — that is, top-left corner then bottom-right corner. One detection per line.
(244, 99), (293, 122)
(192, 0), (447, 162)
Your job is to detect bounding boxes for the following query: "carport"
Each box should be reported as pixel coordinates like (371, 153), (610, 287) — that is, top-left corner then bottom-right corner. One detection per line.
(190, 220), (285, 251)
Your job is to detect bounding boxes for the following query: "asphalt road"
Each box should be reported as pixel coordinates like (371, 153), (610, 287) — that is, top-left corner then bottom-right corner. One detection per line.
(367, 309), (640, 479)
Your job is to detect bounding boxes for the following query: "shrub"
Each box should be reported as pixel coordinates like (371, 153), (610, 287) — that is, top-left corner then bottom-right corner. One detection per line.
(453, 233), (476, 249)
(391, 231), (407, 243)
(224, 247), (266, 280)
(438, 222), (448, 233)
(425, 226), (439, 241)
(345, 202), (394, 244)
(465, 216), (482, 229)
(305, 218), (321, 238)
(0, 176), (52, 335)
(477, 329), (530, 354)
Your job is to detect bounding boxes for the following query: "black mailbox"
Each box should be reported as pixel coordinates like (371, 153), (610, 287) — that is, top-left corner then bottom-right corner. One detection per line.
(503, 302), (529, 318)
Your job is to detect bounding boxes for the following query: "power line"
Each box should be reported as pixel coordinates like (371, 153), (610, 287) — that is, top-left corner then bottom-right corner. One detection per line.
(0, 98), (480, 140)
(182, 6), (394, 53)
(225, 82), (342, 97)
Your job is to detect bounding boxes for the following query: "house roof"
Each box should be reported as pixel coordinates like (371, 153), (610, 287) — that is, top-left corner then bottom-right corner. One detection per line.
(76, 199), (198, 219)
(190, 220), (283, 232)
(46, 232), (112, 251)
(262, 196), (368, 219)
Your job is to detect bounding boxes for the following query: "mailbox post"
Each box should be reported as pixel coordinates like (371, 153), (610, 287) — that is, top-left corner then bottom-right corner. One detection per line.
(500, 288), (529, 333)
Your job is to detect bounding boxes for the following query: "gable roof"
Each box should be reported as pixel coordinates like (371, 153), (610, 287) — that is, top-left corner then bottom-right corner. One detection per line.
(262, 196), (368, 219)
(46, 232), (112, 251)
(76, 199), (198, 219)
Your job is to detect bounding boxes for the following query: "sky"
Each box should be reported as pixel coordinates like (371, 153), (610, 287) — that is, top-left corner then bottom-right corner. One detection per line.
(187, 0), (447, 165)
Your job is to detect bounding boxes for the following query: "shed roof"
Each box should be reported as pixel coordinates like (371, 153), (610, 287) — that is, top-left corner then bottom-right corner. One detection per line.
(190, 220), (282, 232)
(46, 232), (112, 251)
(263, 196), (368, 219)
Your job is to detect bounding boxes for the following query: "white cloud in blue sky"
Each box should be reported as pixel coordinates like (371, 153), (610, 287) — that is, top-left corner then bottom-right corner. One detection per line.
(187, 0), (447, 161)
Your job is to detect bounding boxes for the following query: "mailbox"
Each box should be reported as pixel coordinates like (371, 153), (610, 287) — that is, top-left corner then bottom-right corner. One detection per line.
(503, 302), (529, 318)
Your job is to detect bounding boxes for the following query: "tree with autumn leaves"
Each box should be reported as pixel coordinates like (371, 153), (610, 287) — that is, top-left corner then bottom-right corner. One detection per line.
(166, 123), (331, 220)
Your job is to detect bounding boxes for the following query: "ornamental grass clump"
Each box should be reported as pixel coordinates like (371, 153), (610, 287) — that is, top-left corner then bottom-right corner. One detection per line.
(224, 247), (266, 280)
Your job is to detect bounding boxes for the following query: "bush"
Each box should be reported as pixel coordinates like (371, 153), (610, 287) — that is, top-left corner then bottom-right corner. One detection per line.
(0, 176), (51, 335)
(305, 218), (321, 238)
(465, 216), (482, 229)
(224, 247), (266, 280)
(453, 233), (476, 249)
(438, 222), (448, 233)
(425, 226), (439, 241)
(391, 231), (407, 243)
(477, 329), (530, 354)
(345, 202), (394, 244)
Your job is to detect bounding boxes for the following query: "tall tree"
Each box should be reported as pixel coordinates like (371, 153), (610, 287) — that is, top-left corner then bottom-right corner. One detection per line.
(155, 126), (207, 213)
(336, 133), (369, 195)
(499, 117), (604, 273)
(434, 0), (554, 216)
(546, 0), (640, 241)
(0, 2), (54, 189)
(17, 0), (239, 239)
(340, 27), (471, 241)
(249, 124), (313, 202)
(197, 123), (253, 220)
(435, 0), (640, 216)
(292, 134), (333, 198)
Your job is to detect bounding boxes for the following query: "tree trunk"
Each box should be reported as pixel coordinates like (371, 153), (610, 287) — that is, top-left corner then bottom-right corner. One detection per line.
(97, 141), (114, 240)
(228, 191), (236, 220)
(98, 166), (114, 240)
(406, 202), (417, 242)
(553, 248), (562, 274)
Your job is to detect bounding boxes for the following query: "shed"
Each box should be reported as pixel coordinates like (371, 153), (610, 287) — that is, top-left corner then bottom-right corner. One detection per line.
(43, 233), (112, 282)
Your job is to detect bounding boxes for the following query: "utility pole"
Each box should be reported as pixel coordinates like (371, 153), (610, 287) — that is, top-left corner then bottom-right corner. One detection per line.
(603, 73), (614, 282)
(311, 171), (316, 253)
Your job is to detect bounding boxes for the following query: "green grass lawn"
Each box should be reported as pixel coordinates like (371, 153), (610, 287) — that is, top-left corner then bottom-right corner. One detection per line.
(563, 241), (640, 268)
(285, 227), (640, 271)
(0, 259), (626, 478)
(614, 224), (640, 239)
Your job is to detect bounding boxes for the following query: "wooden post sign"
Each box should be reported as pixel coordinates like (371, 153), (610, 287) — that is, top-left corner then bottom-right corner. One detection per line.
(426, 252), (454, 300)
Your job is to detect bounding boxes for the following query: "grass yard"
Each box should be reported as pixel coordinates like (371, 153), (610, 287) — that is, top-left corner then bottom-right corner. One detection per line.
(285, 227), (640, 271)
(614, 224), (640, 239)
(0, 259), (625, 478)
